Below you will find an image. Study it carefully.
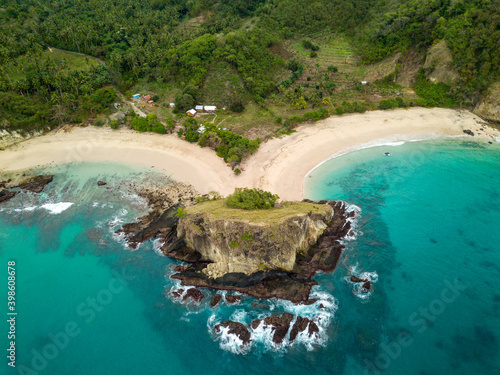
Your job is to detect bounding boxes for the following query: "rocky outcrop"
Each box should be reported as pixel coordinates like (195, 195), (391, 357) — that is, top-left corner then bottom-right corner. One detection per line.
(215, 314), (320, 345)
(251, 313), (294, 344)
(182, 288), (204, 303)
(119, 190), (353, 303)
(210, 294), (222, 308)
(225, 295), (241, 304)
(176, 204), (333, 279)
(97, 181), (107, 186)
(0, 174), (54, 204)
(423, 40), (459, 86)
(289, 316), (319, 342)
(474, 82), (500, 123)
(214, 321), (251, 345)
(0, 189), (16, 203)
(115, 183), (197, 250)
(15, 175), (54, 193)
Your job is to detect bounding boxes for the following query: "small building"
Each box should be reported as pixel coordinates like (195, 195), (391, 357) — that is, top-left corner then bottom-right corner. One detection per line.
(186, 109), (197, 117)
(361, 81), (368, 85)
(169, 103), (175, 108)
(132, 94), (140, 100)
(197, 125), (206, 134)
(144, 95), (151, 101)
(204, 105), (216, 113)
(195, 105), (204, 112)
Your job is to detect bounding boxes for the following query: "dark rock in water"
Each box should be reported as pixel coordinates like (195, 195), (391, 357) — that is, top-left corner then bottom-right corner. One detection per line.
(171, 268), (317, 304)
(15, 175), (54, 193)
(171, 289), (184, 299)
(0, 189), (16, 203)
(301, 299), (318, 305)
(117, 204), (183, 250)
(210, 294), (222, 308)
(430, 238), (437, 244)
(214, 321), (251, 345)
(225, 295), (242, 304)
(250, 313), (294, 344)
(463, 129), (475, 136)
(362, 281), (372, 290)
(350, 276), (367, 283)
(182, 288), (204, 303)
(289, 316), (320, 342)
(97, 181), (107, 186)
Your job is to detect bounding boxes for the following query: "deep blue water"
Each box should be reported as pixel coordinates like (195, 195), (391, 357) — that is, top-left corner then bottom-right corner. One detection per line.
(1, 139), (499, 375)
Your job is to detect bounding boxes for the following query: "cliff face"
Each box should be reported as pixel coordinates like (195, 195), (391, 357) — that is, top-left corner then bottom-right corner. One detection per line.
(177, 207), (333, 279)
(474, 82), (500, 123)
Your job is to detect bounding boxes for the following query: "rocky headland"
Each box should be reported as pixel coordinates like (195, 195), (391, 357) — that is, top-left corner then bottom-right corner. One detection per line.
(119, 192), (355, 304)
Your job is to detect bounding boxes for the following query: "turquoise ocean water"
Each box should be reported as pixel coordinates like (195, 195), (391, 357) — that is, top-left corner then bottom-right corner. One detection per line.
(1, 139), (499, 375)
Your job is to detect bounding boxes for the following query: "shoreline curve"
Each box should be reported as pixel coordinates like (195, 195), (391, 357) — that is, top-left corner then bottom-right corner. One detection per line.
(1, 107), (498, 200)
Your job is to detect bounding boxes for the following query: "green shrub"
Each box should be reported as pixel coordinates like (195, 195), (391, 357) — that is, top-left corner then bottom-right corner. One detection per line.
(335, 106), (345, 115)
(310, 51), (318, 58)
(234, 168), (241, 175)
(225, 188), (279, 210)
(230, 101), (245, 113)
(152, 95), (160, 102)
(378, 98), (399, 110)
(175, 207), (186, 218)
(327, 65), (338, 72)
(109, 119), (119, 129)
(229, 241), (239, 248)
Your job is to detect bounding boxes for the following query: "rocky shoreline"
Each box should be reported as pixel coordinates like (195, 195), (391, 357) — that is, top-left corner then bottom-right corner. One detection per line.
(0, 174), (54, 203)
(118, 189), (355, 304)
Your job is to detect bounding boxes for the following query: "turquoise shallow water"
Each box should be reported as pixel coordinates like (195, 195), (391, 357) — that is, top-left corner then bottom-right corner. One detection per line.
(1, 139), (500, 375)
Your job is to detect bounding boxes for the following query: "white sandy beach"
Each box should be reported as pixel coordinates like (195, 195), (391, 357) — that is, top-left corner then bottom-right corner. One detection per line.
(1, 108), (498, 200)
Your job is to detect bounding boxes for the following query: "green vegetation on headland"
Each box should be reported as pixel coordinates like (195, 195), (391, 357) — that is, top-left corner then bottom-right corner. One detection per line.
(226, 188), (279, 210)
(186, 197), (330, 224)
(0, 0), (498, 139)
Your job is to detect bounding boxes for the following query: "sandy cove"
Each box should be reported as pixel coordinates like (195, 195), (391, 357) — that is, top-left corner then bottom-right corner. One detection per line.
(1, 108), (498, 200)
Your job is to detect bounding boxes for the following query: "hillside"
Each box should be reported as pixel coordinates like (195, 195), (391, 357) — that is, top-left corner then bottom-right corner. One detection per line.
(0, 0), (498, 142)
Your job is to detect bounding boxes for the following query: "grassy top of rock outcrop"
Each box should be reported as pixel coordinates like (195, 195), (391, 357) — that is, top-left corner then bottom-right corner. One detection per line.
(185, 199), (331, 224)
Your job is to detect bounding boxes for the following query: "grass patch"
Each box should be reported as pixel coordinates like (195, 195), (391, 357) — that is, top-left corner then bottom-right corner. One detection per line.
(185, 199), (331, 224)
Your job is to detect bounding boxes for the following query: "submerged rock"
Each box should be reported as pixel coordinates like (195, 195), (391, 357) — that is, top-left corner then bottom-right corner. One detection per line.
(97, 181), (107, 186)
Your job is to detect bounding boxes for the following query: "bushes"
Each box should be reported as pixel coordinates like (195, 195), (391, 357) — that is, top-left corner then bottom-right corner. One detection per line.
(109, 119), (119, 129)
(327, 65), (338, 72)
(413, 71), (457, 108)
(131, 113), (165, 133)
(378, 98), (406, 110)
(226, 188), (279, 210)
(229, 100), (245, 113)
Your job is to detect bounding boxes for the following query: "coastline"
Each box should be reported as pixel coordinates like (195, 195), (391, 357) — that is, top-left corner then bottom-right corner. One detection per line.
(1, 108), (498, 200)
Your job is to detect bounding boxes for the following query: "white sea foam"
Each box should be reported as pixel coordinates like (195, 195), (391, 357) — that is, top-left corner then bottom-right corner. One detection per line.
(13, 205), (38, 213)
(40, 202), (74, 214)
(152, 238), (165, 256)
